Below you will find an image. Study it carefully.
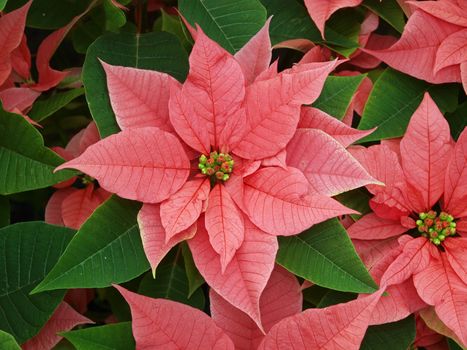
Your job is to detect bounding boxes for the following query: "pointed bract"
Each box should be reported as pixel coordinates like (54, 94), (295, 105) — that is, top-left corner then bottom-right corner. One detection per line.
(243, 167), (356, 236)
(435, 29), (467, 73)
(286, 128), (380, 196)
(205, 184), (245, 272)
(188, 217), (278, 332)
(102, 62), (177, 132)
(115, 285), (235, 349)
(258, 289), (383, 350)
(400, 93), (452, 211)
(444, 239), (467, 285)
(408, 0), (467, 27)
(45, 188), (77, 226)
(55, 127), (191, 203)
(348, 213), (408, 240)
(0, 87), (40, 112)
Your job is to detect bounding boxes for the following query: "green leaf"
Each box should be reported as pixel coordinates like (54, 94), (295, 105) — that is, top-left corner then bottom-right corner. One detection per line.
(446, 102), (467, 141)
(5, 0), (92, 29)
(335, 189), (372, 221)
(0, 107), (75, 195)
(0, 222), (74, 343)
(138, 262), (205, 310)
(317, 290), (356, 308)
(161, 10), (192, 51)
(363, 0), (405, 33)
(179, 0), (267, 54)
(448, 338), (464, 350)
(276, 219), (378, 293)
(358, 69), (459, 142)
(32, 196), (149, 292)
(62, 322), (135, 350)
(312, 75), (366, 119)
(72, 0), (127, 54)
(0, 0), (7, 11)
(181, 242), (205, 297)
(260, 0), (359, 56)
(361, 316), (416, 350)
(82, 31), (189, 138)
(0, 330), (21, 350)
(29, 88), (85, 122)
(0, 197), (9, 228)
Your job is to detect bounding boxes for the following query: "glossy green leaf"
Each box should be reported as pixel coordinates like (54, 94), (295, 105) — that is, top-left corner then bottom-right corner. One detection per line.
(138, 263), (205, 310)
(0, 0), (7, 11)
(361, 316), (416, 350)
(363, 0), (405, 33)
(276, 219), (378, 293)
(0, 107), (75, 195)
(0, 222), (74, 343)
(62, 322), (135, 350)
(181, 242), (205, 297)
(29, 88), (85, 122)
(0, 197), (9, 228)
(5, 0), (91, 29)
(83, 31), (189, 138)
(358, 69), (459, 142)
(179, 0), (267, 53)
(260, 0), (359, 56)
(335, 189), (372, 221)
(0, 330), (21, 350)
(313, 75), (366, 119)
(72, 0), (127, 54)
(32, 196), (149, 292)
(446, 102), (467, 141)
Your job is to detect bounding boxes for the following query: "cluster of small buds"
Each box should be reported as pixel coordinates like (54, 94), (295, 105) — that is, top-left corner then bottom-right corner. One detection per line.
(81, 174), (95, 185)
(198, 151), (234, 182)
(416, 210), (457, 245)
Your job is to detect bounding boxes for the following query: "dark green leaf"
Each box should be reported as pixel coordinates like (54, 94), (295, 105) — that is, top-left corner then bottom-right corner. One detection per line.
(32, 196), (149, 292)
(317, 290), (357, 308)
(260, 0), (359, 56)
(138, 263), (205, 310)
(361, 316), (416, 350)
(62, 322), (135, 350)
(363, 0), (405, 33)
(313, 75), (366, 119)
(83, 31), (189, 138)
(5, 0), (91, 29)
(0, 197), (9, 228)
(446, 102), (467, 141)
(276, 219), (378, 293)
(335, 189), (371, 221)
(0, 222), (74, 343)
(181, 242), (205, 297)
(161, 10), (192, 51)
(29, 88), (85, 122)
(302, 285), (328, 307)
(179, 0), (267, 54)
(0, 0), (7, 11)
(0, 107), (75, 195)
(448, 338), (464, 350)
(0, 330), (21, 350)
(358, 69), (459, 142)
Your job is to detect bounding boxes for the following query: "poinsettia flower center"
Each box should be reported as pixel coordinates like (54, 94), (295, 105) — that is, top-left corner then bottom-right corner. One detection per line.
(198, 151), (234, 182)
(416, 210), (457, 245)
(81, 174), (95, 185)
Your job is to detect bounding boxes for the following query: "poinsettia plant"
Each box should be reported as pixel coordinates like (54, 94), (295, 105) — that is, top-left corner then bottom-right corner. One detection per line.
(0, 0), (465, 349)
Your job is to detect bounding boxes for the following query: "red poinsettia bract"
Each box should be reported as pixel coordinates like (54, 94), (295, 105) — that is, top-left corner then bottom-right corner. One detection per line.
(348, 93), (467, 347)
(57, 21), (378, 329)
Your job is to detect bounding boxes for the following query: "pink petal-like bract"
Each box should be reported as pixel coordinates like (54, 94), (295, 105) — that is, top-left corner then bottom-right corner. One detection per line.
(286, 128), (379, 196)
(22, 302), (92, 350)
(444, 128), (467, 218)
(45, 188), (77, 226)
(115, 285), (235, 349)
(435, 28), (467, 73)
(233, 61), (337, 160)
(138, 203), (196, 274)
(298, 107), (374, 147)
(413, 253), (467, 346)
(258, 289), (383, 350)
(409, 0), (467, 27)
(210, 265), (302, 350)
(205, 184), (245, 272)
(380, 237), (431, 286)
(400, 93), (452, 211)
(101, 62), (176, 132)
(61, 184), (110, 229)
(10, 34), (31, 80)
(55, 127), (190, 203)
(243, 166), (356, 236)
(0, 87), (40, 113)
(188, 216), (278, 332)
(304, 0), (363, 38)
(347, 213), (408, 240)
(0, 1), (31, 85)
(160, 178), (210, 240)
(364, 10), (462, 84)
(234, 18), (272, 85)
(444, 238), (467, 285)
